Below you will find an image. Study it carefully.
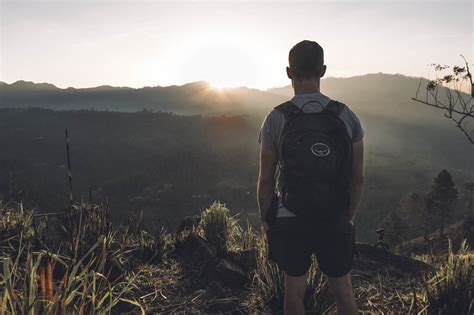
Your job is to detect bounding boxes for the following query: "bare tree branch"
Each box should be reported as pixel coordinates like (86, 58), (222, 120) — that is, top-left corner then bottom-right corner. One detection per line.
(413, 57), (474, 145)
(410, 97), (474, 118)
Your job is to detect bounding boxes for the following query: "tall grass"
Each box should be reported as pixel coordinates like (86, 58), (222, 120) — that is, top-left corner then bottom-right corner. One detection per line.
(423, 239), (474, 315)
(246, 226), (283, 307)
(244, 226), (330, 313)
(0, 201), (145, 314)
(3, 199), (473, 314)
(121, 208), (171, 263)
(0, 202), (36, 252)
(1, 238), (143, 314)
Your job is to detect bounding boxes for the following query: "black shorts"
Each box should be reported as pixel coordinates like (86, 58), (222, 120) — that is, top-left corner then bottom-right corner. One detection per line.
(265, 215), (355, 278)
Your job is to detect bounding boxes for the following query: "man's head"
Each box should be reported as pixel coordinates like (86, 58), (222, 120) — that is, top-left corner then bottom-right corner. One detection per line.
(286, 40), (326, 83)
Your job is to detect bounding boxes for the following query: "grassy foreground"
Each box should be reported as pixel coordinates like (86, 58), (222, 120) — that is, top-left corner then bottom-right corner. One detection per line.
(0, 200), (473, 314)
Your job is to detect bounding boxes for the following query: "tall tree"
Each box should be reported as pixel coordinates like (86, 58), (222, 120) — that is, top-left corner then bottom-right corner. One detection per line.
(462, 182), (474, 216)
(382, 192), (435, 243)
(381, 210), (407, 245)
(397, 192), (426, 239)
(430, 170), (458, 237)
(422, 193), (436, 241)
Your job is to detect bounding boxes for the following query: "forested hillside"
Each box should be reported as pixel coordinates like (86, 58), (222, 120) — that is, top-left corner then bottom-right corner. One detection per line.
(1, 79), (472, 242)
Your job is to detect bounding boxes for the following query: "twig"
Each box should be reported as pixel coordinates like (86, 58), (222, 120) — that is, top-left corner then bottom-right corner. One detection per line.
(139, 290), (157, 300)
(65, 129), (73, 207)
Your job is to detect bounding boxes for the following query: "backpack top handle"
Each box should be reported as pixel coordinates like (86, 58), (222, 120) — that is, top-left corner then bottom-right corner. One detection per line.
(275, 99), (346, 120)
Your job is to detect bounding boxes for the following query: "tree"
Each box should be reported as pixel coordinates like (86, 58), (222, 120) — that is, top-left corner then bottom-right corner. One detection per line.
(382, 191), (446, 244)
(397, 192), (426, 239)
(430, 170), (458, 237)
(412, 56), (473, 144)
(462, 182), (474, 216)
(422, 193), (436, 241)
(381, 210), (407, 246)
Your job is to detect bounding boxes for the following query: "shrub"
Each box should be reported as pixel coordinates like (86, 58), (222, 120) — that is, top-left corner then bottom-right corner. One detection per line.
(0, 202), (36, 249)
(197, 201), (241, 255)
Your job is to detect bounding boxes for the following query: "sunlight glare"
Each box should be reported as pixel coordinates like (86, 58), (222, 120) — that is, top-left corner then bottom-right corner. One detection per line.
(178, 37), (260, 89)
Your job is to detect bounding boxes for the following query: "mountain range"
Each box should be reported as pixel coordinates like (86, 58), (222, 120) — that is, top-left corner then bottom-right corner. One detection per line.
(0, 74), (433, 114)
(0, 79), (283, 115)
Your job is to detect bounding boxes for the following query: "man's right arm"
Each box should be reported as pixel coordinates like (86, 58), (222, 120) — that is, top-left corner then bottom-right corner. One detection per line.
(349, 139), (364, 222)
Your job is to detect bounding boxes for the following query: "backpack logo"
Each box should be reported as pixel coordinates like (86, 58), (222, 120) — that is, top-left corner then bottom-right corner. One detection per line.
(311, 143), (330, 157)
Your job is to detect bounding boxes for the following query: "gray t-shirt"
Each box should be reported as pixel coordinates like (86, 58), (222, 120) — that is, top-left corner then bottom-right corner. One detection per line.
(258, 91), (364, 217)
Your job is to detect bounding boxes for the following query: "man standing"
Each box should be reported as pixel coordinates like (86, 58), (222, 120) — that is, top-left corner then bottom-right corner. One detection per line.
(257, 40), (364, 315)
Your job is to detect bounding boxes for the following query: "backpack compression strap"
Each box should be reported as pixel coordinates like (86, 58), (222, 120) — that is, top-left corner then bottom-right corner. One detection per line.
(322, 100), (346, 117)
(274, 101), (302, 121)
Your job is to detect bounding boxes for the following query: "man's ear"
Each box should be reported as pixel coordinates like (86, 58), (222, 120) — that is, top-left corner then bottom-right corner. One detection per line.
(319, 65), (327, 78)
(286, 66), (293, 79)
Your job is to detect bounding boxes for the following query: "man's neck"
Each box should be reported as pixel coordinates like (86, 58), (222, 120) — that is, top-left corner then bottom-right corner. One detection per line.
(292, 79), (321, 95)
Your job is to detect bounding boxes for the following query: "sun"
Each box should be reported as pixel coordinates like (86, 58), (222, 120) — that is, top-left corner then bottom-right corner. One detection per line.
(179, 39), (259, 89)
(209, 80), (231, 90)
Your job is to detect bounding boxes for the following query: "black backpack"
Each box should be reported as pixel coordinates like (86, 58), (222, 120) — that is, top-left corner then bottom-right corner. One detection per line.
(275, 99), (353, 221)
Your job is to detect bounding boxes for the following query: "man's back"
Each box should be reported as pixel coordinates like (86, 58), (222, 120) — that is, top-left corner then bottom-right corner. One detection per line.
(258, 91), (364, 217)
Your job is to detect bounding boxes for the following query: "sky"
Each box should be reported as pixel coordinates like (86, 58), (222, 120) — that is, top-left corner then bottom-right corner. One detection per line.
(0, 0), (472, 90)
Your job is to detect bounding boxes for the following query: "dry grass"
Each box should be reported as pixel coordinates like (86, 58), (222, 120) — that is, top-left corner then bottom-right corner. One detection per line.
(1, 200), (472, 314)
(423, 239), (474, 315)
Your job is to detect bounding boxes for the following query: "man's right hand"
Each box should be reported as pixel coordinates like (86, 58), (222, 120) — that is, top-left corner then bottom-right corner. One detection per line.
(261, 219), (270, 232)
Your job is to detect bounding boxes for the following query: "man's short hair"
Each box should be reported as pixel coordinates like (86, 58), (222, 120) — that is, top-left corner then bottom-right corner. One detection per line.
(288, 40), (324, 80)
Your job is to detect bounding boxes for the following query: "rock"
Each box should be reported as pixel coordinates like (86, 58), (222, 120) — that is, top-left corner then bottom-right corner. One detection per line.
(206, 280), (225, 297)
(213, 258), (247, 289)
(227, 248), (257, 273)
(175, 233), (249, 289)
(176, 233), (218, 266)
(176, 215), (201, 235)
(205, 298), (240, 313)
(353, 242), (435, 278)
(104, 256), (125, 283)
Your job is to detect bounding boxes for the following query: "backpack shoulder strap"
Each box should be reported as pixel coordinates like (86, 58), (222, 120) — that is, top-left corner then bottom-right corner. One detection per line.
(322, 100), (346, 117)
(274, 101), (302, 120)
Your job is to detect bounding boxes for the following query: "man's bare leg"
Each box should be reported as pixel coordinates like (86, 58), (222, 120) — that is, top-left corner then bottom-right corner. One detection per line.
(283, 271), (307, 315)
(327, 272), (358, 315)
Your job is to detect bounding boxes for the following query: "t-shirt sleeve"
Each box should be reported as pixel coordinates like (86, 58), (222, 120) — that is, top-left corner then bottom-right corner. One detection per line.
(258, 110), (278, 152)
(346, 107), (364, 143)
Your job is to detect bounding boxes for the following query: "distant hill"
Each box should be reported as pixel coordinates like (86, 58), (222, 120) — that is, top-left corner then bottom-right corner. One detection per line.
(5, 80), (59, 91)
(270, 73), (455, 120)
(1, 73), (466, 121)
(0, 79), (284, 115)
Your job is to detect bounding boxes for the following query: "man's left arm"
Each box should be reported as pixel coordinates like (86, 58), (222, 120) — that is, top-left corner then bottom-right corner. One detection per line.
(257, 146), (278, 231)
